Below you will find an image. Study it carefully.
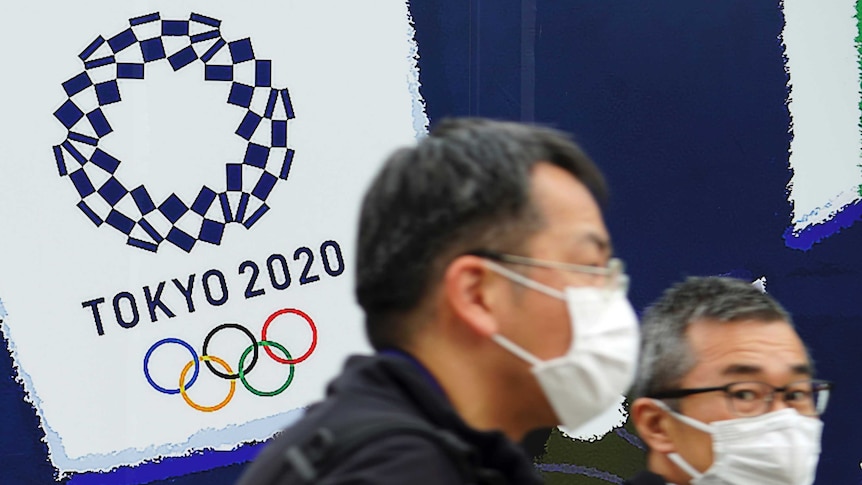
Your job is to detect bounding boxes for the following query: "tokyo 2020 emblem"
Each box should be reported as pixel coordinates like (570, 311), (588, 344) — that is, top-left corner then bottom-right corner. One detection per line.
(52, 12), (295, 253)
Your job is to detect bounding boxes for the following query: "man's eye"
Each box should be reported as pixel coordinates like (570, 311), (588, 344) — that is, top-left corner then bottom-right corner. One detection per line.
(784, 390), (811, 402)
(730, 389), (759, 401)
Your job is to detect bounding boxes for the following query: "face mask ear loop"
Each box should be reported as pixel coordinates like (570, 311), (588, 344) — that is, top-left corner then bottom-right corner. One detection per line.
(667, 452), (705, 481)
(651, 399), (714, 434)
(650, 401), (709, 480)
(484, 260), (565, 300)
(490, 334), (543, 367)
(483, 260), (561, 367)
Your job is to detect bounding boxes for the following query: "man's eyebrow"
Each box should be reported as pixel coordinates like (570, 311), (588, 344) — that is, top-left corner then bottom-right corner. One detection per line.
(721, 364), (763, 376)
(721, 363), (814, 377)
(579, 233), (613, 256)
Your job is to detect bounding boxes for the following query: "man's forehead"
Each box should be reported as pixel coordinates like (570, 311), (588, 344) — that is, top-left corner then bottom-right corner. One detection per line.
(526, 162), (612, 258)
(530, 226), (613, 259)
(684, 318), (811, 382)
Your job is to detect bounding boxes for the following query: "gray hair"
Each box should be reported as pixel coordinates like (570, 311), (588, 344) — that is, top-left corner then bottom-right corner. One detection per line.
(631, 276), (794, 399)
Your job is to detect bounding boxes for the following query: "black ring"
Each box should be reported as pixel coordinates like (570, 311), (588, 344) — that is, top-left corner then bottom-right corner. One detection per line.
(202, 323), (258, 379)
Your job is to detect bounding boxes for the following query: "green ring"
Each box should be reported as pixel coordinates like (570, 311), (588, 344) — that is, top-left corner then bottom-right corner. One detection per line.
(238, 340), (295, 397)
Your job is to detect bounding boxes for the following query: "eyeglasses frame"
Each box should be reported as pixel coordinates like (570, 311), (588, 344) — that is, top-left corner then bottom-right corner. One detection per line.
(465, 248), (624, 277)
(648, 379), (833, 416)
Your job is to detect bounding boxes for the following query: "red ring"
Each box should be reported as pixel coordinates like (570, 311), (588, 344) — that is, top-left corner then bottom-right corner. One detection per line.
(261, 308), (318, 364)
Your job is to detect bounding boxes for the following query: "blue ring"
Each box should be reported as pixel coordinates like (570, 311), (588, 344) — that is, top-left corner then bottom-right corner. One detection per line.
(144, 337), (199, 394)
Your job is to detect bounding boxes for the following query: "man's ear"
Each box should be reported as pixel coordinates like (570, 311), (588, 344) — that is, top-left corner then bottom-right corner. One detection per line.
(631, 397), (677, 454)
(443, 255), (501, 338)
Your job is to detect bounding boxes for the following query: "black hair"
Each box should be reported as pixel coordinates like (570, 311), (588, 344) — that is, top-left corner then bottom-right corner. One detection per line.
(356, 118), (607, 350)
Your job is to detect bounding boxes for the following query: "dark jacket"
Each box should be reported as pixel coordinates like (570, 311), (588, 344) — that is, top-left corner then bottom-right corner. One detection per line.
(236, 353), (544, 485)
(624, 470), (669, 485)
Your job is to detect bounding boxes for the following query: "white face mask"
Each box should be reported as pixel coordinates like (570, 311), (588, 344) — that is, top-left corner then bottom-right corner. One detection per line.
(485, 261), (640, 432)
(654, 400), (823, 485)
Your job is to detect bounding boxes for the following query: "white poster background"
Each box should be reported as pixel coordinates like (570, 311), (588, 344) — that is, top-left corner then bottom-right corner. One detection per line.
(0, 0), (425, 474)
(782, 0), (862, 231)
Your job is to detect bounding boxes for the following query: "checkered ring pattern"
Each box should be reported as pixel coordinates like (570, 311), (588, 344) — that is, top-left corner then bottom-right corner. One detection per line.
(52, 12), (295, 253)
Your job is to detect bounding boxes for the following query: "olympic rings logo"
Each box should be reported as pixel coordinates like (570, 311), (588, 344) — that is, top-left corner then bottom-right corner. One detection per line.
(143, 308), (317, 412)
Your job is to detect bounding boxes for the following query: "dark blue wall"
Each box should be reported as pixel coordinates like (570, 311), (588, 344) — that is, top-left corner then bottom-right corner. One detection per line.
(417, 1), (862, 483)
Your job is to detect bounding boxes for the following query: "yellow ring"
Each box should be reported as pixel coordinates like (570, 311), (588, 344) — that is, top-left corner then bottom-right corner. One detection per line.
(179, 355), (236, 412)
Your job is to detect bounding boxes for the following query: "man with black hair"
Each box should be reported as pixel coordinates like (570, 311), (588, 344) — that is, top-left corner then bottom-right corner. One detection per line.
(626, 277), (831, 485)
(238, 118), (640, 484)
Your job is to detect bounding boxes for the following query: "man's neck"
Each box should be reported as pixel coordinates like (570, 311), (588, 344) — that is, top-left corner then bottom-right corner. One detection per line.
(647, 453), (688, 485)
(408, 341), (537, 442)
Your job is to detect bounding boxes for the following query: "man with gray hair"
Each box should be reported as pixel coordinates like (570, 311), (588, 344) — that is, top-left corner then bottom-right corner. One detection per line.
(237, 118), (640, 484)
(626, 276), (832, 485)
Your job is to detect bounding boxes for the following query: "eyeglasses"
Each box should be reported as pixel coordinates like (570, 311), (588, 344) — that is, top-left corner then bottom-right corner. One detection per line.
(649, 379), (833, 417)
(465, 249), (626, 291)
